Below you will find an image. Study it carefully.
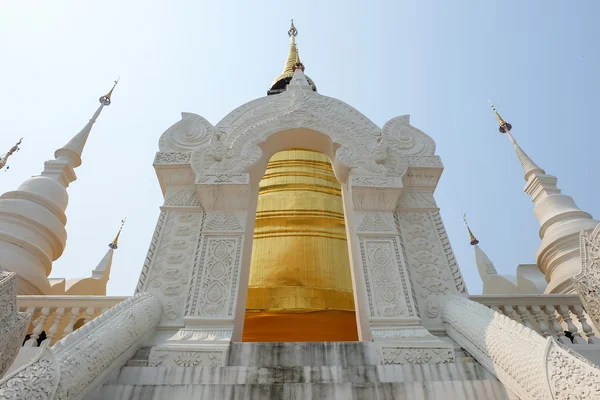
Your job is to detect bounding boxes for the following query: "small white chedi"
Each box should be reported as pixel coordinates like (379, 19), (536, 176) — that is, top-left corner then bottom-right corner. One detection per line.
(1, 21), (600, 400)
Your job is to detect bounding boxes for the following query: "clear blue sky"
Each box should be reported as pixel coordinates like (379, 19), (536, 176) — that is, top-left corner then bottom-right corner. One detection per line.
(0, 1), (598, 295)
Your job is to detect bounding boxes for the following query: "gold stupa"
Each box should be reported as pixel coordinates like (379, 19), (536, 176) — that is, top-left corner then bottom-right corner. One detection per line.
(242, 22), (357, 341)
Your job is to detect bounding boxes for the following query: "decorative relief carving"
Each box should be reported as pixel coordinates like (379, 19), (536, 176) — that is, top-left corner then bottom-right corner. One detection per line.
(357, 212), (395, 233)
(164, 188), (200, 207)
(397, 211), (454, 323)
(443, 295), (600, 400)
(0, 270), (30, 379)
(381, 347), (454, 365)
(188, 236), (243, 317)
(136, 212), (166, 293)
(141, 211), (202, 323)
(431, 212), (466, 294)
(405, 156), (443, 168)
(159, 112), (215, 152)
(402, 172), (439, 188)
(382, 116), (436, 156)
(149, 349), (224, 368)
(171, 329), (233, 342)
(359, 238), (414, 318)
(0, 345), (59, 399)
(350, 176), (403, 188)
(191, 87), (413, 178)
(196, 174), (249, 184)
(547, 338), (600, 399)
(574, 223), (600, 330)
(204, 211), (244, 232)
(154, 152), (192, 164)
(397, 192), (437, 209)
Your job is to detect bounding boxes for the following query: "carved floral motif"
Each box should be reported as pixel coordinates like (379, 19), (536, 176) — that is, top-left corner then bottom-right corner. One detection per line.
(158, 112), (215, 152)
(0, 345), (59, 399)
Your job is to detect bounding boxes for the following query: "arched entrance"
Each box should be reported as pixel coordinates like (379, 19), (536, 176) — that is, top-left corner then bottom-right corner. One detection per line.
(242, 148), (358, 342)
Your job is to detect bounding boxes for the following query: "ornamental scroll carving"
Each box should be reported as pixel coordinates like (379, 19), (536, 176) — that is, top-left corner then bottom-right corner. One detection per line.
(190, 85), (425, 178)
(141, 211), (202, 323)
(187, 236), (243, 317)
(154, 152), (192, 164)
(159, 112), (215, 152)
(574, 223), (600, 331)
(149, 350), (224, 368)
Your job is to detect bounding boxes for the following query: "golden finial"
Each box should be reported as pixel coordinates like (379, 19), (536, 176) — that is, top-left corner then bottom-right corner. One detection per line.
(463, 214), (479, 246)
(99, 78), (119, 106)
(0, 138), (23, 171)
(488, 99), (512, 133)
(109, 218), (126, 249)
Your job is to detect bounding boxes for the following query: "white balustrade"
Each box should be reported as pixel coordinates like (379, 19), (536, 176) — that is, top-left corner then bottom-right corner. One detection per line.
(471, 294), (599, 345)
(17, 296), (128, 346)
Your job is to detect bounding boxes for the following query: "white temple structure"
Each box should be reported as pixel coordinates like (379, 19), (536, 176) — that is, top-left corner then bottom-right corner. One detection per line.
(2, 21), (600, 399)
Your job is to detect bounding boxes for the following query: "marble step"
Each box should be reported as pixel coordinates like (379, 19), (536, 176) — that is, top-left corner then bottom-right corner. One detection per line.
(226, 342), (382, 366)
(126, 347), (152, 367)
(91, 381), (509, 400)
(111, 363), (496, 385)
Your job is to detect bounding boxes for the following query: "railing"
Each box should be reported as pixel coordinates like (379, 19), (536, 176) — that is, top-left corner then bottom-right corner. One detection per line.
(471, 294), (599, 345)
(16, 295), (129, 346)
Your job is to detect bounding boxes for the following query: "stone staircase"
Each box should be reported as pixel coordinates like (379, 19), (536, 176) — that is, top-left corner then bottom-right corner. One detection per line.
(88, 342), (509, 399)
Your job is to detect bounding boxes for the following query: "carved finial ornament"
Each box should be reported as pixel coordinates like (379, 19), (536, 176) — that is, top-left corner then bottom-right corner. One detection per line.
(99, 78), (119, 106)
(488, 99), (512, 133)
(0, 138), (22, 171)
(463, 213), (479, 245)
(109, 218), (126, 249)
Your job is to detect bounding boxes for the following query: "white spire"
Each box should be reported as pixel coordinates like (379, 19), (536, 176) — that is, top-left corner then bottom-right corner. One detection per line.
(54, 79), (118, 168)
(489, 100), (599, 293)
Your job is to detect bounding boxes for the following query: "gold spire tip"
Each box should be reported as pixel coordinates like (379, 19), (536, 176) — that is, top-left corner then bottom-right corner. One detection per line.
(462, 213), (479, 246)
(109, 218), (126, 249)
(99, 78), (119, 106)
(488, 99), (512, 133)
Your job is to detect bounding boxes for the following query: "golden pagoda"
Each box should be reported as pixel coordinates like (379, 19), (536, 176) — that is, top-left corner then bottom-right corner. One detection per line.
(242, 21), (357, 342)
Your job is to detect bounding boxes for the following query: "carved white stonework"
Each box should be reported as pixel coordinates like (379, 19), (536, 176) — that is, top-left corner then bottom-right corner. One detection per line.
(359, 237), (415, 318)
(397, 192), (437, 210)
(0, 345), (59, 399)
(159, 113), (215, 153)
(164, 187), (200, 207)
(136, 211), (202, 325)
(203, 211), (245, 232)
(186, 236), (243, 318)
(0, 293), (161, 400)
(575, 223), (600, 330)
(154, 152), (192, 165)
(149, 348), (224, 368)
(0, 271), (30, 378)
(381, 347), (454, 365)
(443, 295), (600, 400)
(396, 211), (466, 329)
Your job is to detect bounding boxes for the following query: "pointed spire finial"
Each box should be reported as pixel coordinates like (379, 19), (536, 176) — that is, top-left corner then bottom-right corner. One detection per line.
(109, 218), (126, 249)
(488, 99), (512, 133)
(99, 78), (119, 106)
(463, 213), (479, 246)
(288, 19), (298, 42)
(0, 138), (23, 171)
